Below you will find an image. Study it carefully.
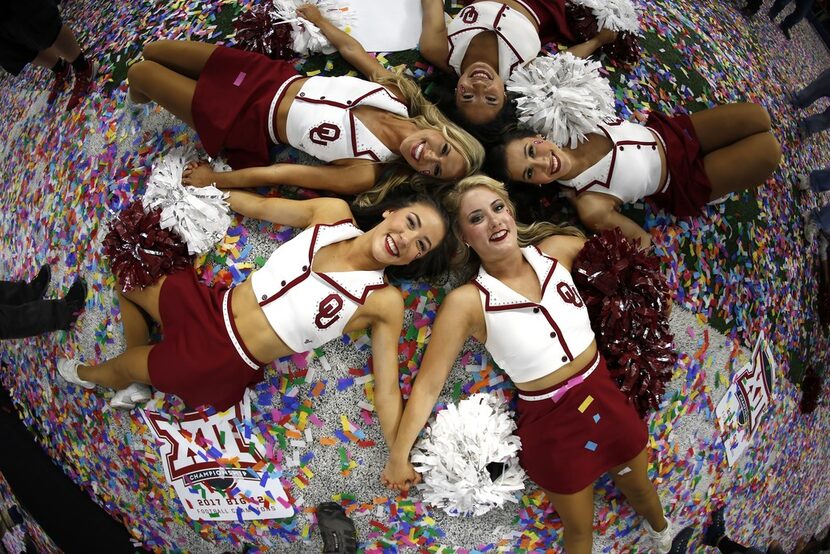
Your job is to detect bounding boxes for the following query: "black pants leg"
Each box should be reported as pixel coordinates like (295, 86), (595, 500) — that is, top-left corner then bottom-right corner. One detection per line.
(0, 299), (73, 339)
(0, 280), (41, 306)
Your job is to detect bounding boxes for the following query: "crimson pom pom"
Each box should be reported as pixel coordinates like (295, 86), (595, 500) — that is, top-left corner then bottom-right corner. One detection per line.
(565, 2), (599, 42)
(572, 228), (676, 417)
(233, 3), (294, 60)
(103, 200), (192, 292)
(603, 32), (640, 64)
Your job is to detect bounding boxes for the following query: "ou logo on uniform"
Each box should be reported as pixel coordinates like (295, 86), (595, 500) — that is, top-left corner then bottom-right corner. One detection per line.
(556, 282), (584, 307)
(461, 7), (478, 23)
(309, 123), (341, 145)
(315, 293), (344, 329)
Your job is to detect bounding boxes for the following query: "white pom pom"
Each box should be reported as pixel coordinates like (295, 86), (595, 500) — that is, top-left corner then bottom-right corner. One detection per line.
(271, 0), (356, 56)
(569, 0), (640, 33)
(411, 393), (526, 517)
(142, 147), (232, 255)
(507, 52), (615, 148)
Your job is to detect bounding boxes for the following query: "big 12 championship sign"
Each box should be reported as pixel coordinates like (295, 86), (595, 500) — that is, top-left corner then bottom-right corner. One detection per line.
(142, 393), (294, 521)
(715, 332), (777, 467)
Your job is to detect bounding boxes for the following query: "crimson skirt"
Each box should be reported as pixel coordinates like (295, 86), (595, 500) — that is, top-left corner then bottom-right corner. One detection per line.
(515, 352), (647, 494)
(147, 268), (266, 411)
(191, 45), (301, 169)
(645, 111), (713, 218)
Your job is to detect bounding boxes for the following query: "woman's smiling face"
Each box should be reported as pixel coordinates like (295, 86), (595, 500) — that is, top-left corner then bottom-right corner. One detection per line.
(399, 129), (467, 180)
(504, 136), (572, 185)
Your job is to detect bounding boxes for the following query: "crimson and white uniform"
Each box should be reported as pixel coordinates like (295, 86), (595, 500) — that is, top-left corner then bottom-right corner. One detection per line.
(250, 220), (387, 353)
(276, 76), (409, 163)
(447, 2), (541, 80)
(473, 245), (594, 383)
(559, 119), (668, 203)
(470, 245), (647, 496)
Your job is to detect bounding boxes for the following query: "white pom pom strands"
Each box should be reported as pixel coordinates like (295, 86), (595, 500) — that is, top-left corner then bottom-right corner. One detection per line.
(507, 53), (616, 148)
(142, 146), (232, 256)
(569, 0), (640, 33)
(271, 0), (355, 56)
(411, 392), (526, 517)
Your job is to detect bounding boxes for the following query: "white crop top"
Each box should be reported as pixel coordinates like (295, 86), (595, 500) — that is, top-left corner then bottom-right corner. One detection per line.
(558, 119), (669, 203)
(447, 1), (541, 80)
(250, 220), (387, 353)
(473, 246), (595, 383)
(276, 76), (410, 163)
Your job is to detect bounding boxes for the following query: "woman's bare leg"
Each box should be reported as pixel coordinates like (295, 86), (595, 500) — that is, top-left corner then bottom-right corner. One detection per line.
(78, 346), (152, 389)
(83, 276), (167, 390)
(609, 449), (667, 531)
(126, 61), (197, 127)
(543, 483), (596, 554)
(141, 40), (218, 79)
(689, 103), (782, 200)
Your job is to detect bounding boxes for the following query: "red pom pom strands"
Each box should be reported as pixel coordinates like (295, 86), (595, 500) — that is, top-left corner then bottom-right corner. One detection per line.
(233, 3), (294, 60)
(103, 200), (192, 292)
(572, 228), (676, 417)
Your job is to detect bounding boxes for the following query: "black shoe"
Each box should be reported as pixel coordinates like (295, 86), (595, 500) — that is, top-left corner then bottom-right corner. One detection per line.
(317, 502), (357, 554)
(64, 278), (88, 315)
(703, 507), (726, 547)
(30, 264), (51, 298)
(668, 525), (695, 554)
(780, 23), (792, 40)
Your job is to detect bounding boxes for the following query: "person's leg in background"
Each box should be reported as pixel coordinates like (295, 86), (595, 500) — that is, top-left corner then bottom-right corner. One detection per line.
(0, 266), (50, 306)
(793, 68), (830, 109)
(778, 0), (816, 38)
(0, 278), (86, 340)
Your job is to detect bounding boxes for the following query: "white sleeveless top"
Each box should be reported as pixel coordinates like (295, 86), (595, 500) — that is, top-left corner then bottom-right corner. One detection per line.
(559, 119), (669, 203)
(474, 246), (594, 383)
(250, 220), (387, 353)
(277, 76), (410, 163)
(447, 1), (541, 80)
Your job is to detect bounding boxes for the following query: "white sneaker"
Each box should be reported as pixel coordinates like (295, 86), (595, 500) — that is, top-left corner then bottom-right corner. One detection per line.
(56, 358), (96, 390)
(644, 517), (674, 554)
(819, 234), (829, 261)
(110, 383), (152, 410)
(797, 173), (812, 191)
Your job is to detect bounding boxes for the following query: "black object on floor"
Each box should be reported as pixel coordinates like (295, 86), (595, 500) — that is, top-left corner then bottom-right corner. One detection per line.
(318, 501), (357, 554)
(0, 383), (135, 552)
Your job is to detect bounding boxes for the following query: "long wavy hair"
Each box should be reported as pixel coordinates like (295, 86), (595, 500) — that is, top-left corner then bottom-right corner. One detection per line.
(351, 187), (456, 283)
(443, 175), (584, 281)
(357, 73), (485, 207)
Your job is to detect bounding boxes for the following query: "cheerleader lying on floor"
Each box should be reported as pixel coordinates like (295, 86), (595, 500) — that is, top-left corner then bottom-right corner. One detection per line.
(382, 176), (682, 554)
(485, 103), (781, 247)
(58, 190), (452, 452)
(126, 5), (483, 201)
(418, 0), (637, 127)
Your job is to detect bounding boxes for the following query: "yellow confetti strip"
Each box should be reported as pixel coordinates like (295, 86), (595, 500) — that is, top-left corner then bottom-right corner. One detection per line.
(578, 395), (594, 413)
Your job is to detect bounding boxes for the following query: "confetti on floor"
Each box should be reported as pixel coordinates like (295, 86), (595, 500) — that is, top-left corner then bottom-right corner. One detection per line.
(0, 0), (829, 552)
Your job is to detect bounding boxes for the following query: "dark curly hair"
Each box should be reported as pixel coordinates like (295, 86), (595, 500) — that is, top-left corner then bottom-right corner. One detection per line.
(350, 187), (456, 283)
(483, 126), (570, 224)
(421, 72), (519, 148)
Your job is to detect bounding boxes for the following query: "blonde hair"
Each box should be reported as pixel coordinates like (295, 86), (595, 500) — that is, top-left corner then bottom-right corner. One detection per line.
(355, 73), (485, 207)
(444, 175), (584, 280)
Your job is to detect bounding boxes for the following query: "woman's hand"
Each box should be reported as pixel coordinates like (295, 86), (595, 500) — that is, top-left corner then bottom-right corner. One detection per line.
(182, 161), (217, 188)
(297, 4), (325, 26)
(381, 458), (422, 492)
